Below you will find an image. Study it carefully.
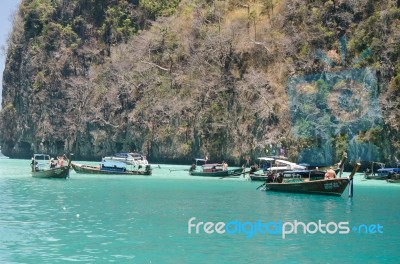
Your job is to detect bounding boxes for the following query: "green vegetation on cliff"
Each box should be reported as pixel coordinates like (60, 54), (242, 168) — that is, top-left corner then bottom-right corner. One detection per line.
(1, 0), (399, 166)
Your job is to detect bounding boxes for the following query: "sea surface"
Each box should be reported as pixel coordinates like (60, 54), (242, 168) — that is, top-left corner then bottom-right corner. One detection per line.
(0, 158), (399, 263)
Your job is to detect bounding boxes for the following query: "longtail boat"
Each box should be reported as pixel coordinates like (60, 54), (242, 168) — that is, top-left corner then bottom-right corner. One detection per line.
(262, 163), (361, 196)
(71, 161), (152, 176)
(31, 154), (71, 179)
(363, 159), (400, 180)
(189, 159), (242, 177)
(265, 178), (350, 196)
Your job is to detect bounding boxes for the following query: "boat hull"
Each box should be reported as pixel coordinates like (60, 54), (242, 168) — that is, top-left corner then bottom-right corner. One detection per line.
(190, 168), (242, 177)
(249, 174), (270, 181)
(387, 179), (400, 183)
(266, 178), (350, 196)
(387, 173), (400, 183)
(71, 163), (152, 176)
(32, 166), (70, 179)
(364, 175), (388, 180)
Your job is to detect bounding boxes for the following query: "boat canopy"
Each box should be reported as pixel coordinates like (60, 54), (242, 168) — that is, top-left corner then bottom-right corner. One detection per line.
(378, 168), (400, 173)
(112, 152), (144, 158)
(264, 155), (288, 160)
(275, 159), (294, 165)
(128, 153), (146, 158)
(113, 153), (130, 158)
(202, 163), (222, 167)
(194, 158), (208, 166)
(257, 157), (275, 161)
(33, 154), (51, 160)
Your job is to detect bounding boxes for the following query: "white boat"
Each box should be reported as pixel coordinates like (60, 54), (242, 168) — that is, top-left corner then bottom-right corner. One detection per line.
(249, 157), (307, 181)
(103, 152), (149, 167)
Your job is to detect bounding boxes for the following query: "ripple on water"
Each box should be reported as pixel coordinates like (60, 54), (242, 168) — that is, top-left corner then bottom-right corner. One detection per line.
(0, 161), (399, 263)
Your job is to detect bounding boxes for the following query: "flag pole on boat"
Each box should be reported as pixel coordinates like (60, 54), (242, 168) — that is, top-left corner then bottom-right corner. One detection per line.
(348, 162), (361, 198)
(338, 151), (347, 178)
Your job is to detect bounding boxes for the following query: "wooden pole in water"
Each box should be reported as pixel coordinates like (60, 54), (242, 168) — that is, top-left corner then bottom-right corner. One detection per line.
(348, 162), (361, 198)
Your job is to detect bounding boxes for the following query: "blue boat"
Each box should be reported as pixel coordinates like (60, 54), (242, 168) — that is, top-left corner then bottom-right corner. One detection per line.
(364, 161), (400, 180)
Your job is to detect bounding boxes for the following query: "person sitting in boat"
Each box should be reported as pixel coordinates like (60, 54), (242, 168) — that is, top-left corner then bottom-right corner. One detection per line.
(266, 172), (275, 183)
(325, 167), (337, 179)
(189, 163), (196, 172)
(276, 172), (284, 183)
(50, 158), (57, 169)
(249, 163), (258, 174)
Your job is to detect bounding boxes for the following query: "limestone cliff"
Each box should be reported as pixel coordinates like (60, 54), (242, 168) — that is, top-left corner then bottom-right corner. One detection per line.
(1, 0), (399, 166)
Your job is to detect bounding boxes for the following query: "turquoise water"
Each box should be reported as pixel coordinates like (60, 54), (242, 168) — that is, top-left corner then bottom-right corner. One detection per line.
(0, 159), (399, 263)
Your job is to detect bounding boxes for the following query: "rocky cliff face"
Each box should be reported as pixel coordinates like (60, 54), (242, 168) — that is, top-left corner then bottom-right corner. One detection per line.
(1, 0), (399, 166)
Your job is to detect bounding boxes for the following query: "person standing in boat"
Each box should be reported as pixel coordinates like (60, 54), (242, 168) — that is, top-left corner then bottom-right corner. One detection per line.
(57, 156), (65, 167)
(325, 167), (337, 179)
(31, 157), (38, 172)
(222, 161), (228, 171)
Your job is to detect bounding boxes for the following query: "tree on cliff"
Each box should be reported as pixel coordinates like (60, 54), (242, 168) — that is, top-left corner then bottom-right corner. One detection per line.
(1, 0), (399, 166)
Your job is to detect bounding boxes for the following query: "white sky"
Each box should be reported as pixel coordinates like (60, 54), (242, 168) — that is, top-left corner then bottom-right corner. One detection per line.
(0, 0), (20, 108)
